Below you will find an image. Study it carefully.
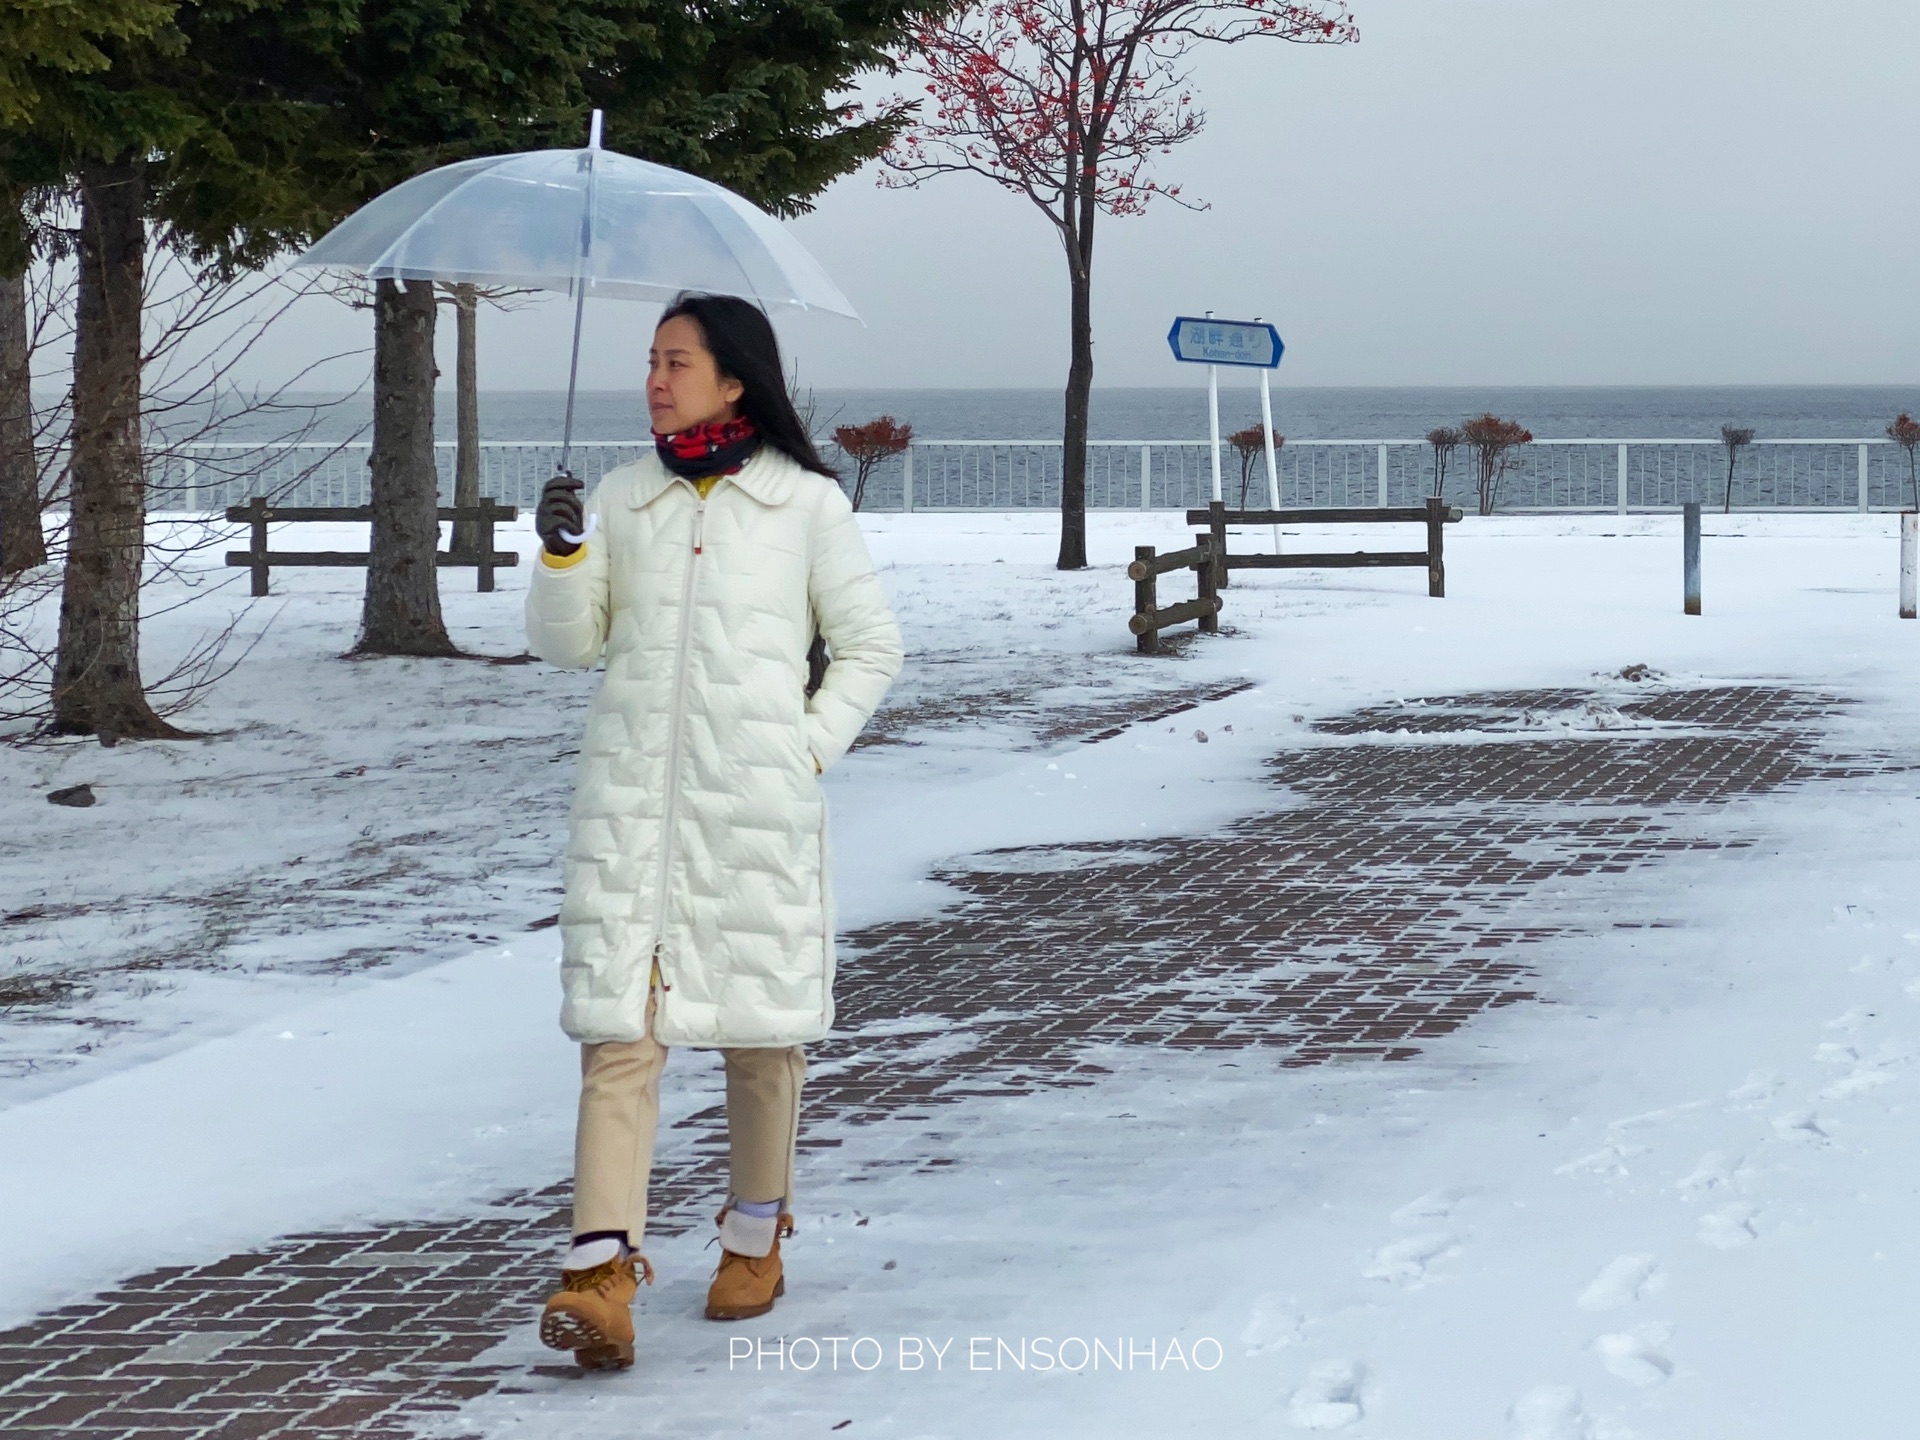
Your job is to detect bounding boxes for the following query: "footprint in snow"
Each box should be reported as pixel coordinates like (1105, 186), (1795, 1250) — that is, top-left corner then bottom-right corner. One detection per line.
(1241, 1295), (1303, 1357)
(1555, 1104), (1704, 1181)
(1771, 1107), (1832, 1146)
(1592, 1323), (1674, 1387)
(1697, 1203), (1758, 1249)
(1727, 1070), (1783, 1106)
(1363, 1232), (1459, 1286)
(1553, 1141), (1644, 1180)
(1814, 1041), (1909, 1100)
(1288, 1360), (1366, 1430)
(1390, 1187), (1468, 1225)
(1509, 1385), (1595, 1440)
(1823, 1068), (1898, 1100)
(1576, 1254), (1662, 1312)
(1677, 1150), (1746, 1198)
(1610, 1100), (1710, 1130)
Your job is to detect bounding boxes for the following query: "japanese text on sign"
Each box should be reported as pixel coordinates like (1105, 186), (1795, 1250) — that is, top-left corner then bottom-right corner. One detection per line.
(1165, 317), (1284, 369)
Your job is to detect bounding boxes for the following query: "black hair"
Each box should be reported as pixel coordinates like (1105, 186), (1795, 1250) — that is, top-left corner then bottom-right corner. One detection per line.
(657, 293), (837, 479)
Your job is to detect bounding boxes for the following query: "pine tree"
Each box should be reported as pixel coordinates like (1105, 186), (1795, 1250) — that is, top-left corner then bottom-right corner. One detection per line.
(3, 1), (339, 736)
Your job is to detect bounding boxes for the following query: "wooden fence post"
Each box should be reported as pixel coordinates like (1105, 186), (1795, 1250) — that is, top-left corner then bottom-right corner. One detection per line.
(1683, 501), (1702, 615)
(1208, 499), (1228, 590)
(476, 498), (499, 593)
(1195, 534), (1219, 633)
(1134, 545), (1159, 654)
(246, 496), (270, 596)
(1425, 496), (1446, 598)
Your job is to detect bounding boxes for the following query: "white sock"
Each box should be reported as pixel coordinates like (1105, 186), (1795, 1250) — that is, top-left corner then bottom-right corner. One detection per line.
(566, 1236), (624, 1270)
(718, 1206), (780, 1258)
(734, 1197), (783, 1218)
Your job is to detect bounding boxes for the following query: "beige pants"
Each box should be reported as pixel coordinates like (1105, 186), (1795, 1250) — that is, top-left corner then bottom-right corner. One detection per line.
(571, 976), (807, 1249)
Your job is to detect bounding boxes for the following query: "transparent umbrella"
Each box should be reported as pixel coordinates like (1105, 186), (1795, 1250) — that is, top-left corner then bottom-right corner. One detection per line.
(294, 112), (857, 538)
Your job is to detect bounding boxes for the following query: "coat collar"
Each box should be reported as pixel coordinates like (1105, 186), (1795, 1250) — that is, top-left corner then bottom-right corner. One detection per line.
(623, 445), (798, 509)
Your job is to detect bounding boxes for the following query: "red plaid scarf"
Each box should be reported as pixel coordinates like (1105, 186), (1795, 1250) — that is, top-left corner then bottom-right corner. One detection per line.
(653, 416), (760, 480)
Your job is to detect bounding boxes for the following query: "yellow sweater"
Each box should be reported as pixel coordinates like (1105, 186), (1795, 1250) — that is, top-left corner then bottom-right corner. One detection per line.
(541, 474), (722, 572)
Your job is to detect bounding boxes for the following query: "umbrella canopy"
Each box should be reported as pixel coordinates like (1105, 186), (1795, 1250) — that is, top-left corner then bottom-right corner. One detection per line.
(294, 136), (857, 318)
(294, 115), (855, 503)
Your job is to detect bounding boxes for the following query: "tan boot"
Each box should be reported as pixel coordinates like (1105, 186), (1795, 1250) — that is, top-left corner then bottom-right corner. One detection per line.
(540, 1252), (653, 1370)
(704, 1208), (794, 1321)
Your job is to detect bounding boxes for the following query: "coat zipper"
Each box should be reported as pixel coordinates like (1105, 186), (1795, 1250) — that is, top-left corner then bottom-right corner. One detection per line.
(649, 488), (707, 991)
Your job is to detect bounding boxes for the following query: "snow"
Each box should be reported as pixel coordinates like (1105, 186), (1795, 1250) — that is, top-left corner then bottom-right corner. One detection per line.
(4, 506), (1920, 1435)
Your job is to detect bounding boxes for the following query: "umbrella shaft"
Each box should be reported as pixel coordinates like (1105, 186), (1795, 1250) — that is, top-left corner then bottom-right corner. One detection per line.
(560, 281), (587, 472)
(560, 129), (599, 475)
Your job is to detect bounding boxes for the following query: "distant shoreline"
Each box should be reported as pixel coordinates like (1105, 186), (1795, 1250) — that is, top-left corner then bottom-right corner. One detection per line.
(28, 383), (1920, 445)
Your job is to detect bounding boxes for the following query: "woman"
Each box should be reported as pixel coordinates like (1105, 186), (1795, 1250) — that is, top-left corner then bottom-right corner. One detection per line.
(525, 294), (903, 1371)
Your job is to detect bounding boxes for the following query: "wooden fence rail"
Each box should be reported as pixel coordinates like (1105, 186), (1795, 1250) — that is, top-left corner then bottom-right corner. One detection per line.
(1128, 535), (1220, 654)
(1184, 498), (1462, 598)
(224, 497), (520, 597)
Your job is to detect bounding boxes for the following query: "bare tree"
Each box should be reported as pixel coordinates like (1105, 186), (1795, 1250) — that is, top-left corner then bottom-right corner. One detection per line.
(4, 239), (362, 733)
(886, 0), (1355, 569)
(447, 283), (481, 555)
(1886, 413), (1920, 510)
(1459, 413), (1531, 517)
(832, 416), (913, 511)
(1425, 426), (1462, 501)
(0, 259), (46, 574)
(48, 158), (184, 738)
(314, 274), (455, 657)
(437, 283), (537, 555)
(357, 277), (454, 657)
(1227, 424), (1280, 507)
(1719, 424), (1754, 514)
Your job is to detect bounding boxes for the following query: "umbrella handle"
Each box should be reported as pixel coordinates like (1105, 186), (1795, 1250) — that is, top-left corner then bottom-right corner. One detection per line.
(558, 513), (599, 547)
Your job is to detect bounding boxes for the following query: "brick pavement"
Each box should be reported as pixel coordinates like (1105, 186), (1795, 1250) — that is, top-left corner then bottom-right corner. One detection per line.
(0, 682), (1904, 1438)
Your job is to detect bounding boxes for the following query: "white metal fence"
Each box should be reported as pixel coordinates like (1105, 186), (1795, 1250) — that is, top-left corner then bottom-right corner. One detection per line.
(140, 437), (1920, 513)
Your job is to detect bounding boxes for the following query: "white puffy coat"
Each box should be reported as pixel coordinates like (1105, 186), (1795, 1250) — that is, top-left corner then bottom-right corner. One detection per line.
(524, 446), (903, 1048)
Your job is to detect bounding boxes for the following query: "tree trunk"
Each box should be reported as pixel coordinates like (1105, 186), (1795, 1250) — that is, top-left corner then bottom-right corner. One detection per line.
(356, 277), (455, 657)
(1056, 257), (1093, 571)
(449, 284), (482, 555)
(0, 260), (45, 575)
(50, 158), (181, 740)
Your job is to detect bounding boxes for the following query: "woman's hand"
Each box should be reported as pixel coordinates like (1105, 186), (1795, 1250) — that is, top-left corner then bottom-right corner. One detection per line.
(537, 474), (586, 557)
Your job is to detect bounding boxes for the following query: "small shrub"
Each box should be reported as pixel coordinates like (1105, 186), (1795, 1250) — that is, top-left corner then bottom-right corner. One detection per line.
(1459, 414), (1532, 516)
(1719, 424), (1755, 513)
(1227, 425), (1282, 507)
(1886, 413), (1920, 509)
(832, 416), (914, 511)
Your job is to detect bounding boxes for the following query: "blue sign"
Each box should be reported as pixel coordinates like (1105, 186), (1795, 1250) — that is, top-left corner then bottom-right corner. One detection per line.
(1166, 316), (1284, 369)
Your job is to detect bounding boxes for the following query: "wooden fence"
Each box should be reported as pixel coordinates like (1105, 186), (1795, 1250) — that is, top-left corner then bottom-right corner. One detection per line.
(1186, 498), (1462, 598)
(225, 497), (519, 597)
(1128, 499), (1464, 652)
(1126, 535), (1221, 654)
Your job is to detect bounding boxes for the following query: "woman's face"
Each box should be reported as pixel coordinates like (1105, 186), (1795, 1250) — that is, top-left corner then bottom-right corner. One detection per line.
(648, 315), (745, 434)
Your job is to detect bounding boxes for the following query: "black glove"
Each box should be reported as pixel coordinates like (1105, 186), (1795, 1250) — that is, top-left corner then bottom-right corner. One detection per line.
(536, 473), (585, 557)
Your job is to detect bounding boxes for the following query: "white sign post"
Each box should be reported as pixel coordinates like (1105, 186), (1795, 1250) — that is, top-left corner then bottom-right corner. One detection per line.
(1257, 352), (1280, 541)
(1207, 339), (1222, 501)
(1166, 314), (1286, 538)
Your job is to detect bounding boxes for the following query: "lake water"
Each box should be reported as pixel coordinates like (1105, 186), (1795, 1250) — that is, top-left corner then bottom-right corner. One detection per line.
(138, 386), (1920, 513)
(182, 385), (1920, 445)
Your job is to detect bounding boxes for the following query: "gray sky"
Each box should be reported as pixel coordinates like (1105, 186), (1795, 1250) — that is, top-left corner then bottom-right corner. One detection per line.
(190, 0), (1920, 392)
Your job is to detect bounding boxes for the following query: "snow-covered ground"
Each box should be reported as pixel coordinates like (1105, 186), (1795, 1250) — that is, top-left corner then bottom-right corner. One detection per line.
(3, 508), (1918, 1436)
